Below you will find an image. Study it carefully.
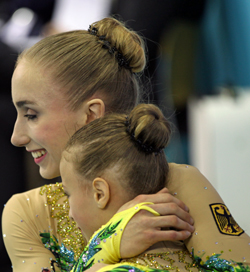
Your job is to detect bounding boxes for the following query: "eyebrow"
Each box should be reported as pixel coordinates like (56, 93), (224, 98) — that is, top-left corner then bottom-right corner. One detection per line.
(15, 100), (37, 108)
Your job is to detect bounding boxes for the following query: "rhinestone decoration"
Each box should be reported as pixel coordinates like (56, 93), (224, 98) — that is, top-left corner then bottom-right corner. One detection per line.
(40, 183), (85, 259)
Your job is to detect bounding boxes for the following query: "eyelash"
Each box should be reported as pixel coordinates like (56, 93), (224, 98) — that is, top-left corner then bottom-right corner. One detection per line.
(24, 114), (37, 120)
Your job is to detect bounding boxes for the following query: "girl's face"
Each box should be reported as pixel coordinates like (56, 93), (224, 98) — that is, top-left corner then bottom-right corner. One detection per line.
(11, 61), (87, 179)
(60, 156), (99, 240)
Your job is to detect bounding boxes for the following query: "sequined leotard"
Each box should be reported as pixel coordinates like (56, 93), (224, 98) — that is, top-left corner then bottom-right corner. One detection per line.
(2, 164), (250, 272)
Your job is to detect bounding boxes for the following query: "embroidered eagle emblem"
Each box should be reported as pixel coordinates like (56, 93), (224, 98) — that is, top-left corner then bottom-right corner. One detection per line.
(209, 203), (244, 236)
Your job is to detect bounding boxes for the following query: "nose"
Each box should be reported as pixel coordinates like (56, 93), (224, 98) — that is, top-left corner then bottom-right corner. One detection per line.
(11, 119), (30, 147)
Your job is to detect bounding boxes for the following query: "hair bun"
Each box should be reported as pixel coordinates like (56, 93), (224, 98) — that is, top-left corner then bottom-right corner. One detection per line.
(90, 17), (146, 73)
(127, 104), (171, 152)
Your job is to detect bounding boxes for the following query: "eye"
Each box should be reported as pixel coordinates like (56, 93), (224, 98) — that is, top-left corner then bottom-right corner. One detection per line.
(24, 114), (37, 120)
(24, 108), (37, 120)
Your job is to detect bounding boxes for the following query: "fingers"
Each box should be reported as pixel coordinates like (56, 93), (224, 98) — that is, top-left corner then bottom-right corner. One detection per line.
(134, 191), (189, 213)
(147, 202), (194, 225)
(146, 228), (192, 243)
(151, 214), (194, 233)
(138, 209), (194, 233)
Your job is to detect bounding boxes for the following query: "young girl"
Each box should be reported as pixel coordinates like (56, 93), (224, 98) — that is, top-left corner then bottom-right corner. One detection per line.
(3, 17), (194, 272)
(58, 103), (249, 272)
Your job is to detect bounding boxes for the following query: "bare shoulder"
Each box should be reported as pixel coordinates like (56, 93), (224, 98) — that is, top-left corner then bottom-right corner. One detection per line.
(167, 163), (250, 263)
(168, 163), (212, 193)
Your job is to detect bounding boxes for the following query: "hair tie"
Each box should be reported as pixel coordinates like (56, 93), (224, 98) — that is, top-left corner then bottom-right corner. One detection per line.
(124, 117), (163, 155)
(88, 26), (132, 71)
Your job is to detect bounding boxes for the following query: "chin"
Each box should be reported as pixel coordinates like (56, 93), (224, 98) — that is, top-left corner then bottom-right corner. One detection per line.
(39, 168), (60, 180)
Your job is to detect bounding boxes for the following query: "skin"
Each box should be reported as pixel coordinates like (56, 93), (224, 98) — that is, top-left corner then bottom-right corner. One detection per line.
(11, 60), (104, 179)
(11, 59), (195, 259)
(60, 155), (132, 240)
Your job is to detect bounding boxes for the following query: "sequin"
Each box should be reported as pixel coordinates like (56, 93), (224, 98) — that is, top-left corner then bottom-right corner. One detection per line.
(3, 234), (6, 237)
(123, 250), (196, 271)
(204, 187), (207, 190)
(40, 183), (85, 259)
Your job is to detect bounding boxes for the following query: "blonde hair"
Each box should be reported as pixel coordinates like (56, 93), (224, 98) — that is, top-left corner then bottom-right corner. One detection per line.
(17, 17), (146, 113)
(64, 104), (171, 198)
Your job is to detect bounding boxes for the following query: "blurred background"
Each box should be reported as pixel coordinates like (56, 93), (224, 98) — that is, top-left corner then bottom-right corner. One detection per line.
(0, 0), (250, 270)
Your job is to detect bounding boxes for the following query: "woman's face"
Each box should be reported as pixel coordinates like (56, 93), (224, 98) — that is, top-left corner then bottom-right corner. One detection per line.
(11, 61), (87, 179)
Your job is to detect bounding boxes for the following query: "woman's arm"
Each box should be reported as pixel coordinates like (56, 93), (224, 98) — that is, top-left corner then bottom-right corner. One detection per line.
(167, 163), (250, 264)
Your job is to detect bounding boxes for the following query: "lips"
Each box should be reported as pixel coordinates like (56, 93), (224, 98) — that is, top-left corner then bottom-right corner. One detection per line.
(29, 149), (48, 164)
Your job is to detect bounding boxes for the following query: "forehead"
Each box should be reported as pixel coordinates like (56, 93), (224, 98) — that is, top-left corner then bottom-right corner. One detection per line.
(12, 61), (67, 108)
(60, 154), (82, 186)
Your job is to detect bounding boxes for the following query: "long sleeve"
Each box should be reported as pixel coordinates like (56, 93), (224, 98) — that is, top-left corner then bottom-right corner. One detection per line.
(2, 187), (60, 271)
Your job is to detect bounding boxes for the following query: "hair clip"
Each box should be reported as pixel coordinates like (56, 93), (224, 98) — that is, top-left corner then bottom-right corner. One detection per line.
(99, 35), (106, 41)
(88, 26), (132, 70)
(116, 52), (131, 70)
(88, 26), (98, 35)
(124, 116), (163, 155)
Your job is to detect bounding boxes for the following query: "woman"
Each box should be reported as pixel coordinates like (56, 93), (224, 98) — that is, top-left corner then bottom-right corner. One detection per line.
(2, 18), (195, 272)
(57, 103), (250, 271)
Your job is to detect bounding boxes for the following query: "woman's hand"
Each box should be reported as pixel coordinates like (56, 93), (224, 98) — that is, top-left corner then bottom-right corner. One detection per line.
(119, 188), (195, 258)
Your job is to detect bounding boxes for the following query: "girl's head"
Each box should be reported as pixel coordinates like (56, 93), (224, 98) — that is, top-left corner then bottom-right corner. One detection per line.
(11, 17), (146, 179)
(60, 104), (171, 239)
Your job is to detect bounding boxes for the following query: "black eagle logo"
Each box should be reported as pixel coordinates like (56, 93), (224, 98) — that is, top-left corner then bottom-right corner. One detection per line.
(209, 203), (244, 236)
(214, 205), (238, 233)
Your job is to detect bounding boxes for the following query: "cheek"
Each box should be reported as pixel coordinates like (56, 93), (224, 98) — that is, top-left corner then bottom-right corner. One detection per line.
(38, 123), (69, 149)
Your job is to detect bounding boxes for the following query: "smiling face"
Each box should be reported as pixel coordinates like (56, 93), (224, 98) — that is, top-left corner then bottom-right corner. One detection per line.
(11, 60), (87, 179)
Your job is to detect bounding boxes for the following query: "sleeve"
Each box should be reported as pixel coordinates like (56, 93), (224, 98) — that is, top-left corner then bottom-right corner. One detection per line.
(2, 187), (60, 272)
(168, 164), (250, 264)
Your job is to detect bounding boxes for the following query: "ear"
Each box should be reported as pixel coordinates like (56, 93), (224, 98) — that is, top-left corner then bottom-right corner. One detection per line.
(92, 177), (110, 209)
(86, 99), (105, 124)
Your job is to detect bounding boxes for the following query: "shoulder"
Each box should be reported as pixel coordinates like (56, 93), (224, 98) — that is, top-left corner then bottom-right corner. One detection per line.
(168, 163), (209, 191)
(168, 163), (205, 181)
(2, 185), (57, 236)
(167, 163), (222, 209)
(3, 183), (63, 218)
(3, 186), (46, 216)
